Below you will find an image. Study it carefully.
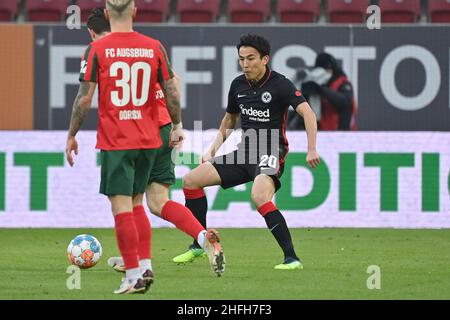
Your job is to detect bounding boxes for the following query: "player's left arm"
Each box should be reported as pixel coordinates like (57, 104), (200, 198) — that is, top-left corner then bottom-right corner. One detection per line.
(66, 81), (97, 166)
(157, 42), (185, 148)
(161, 76), (181, 125)
(296, 102), (320, 168)
(280, 78), (320, 168)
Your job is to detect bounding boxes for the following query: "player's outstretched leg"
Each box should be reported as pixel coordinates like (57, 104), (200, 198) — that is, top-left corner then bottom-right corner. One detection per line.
(174, 163), (222, 264)
(159, 200), (226, 276)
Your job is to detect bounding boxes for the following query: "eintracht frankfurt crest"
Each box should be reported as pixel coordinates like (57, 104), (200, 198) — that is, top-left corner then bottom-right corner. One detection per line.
(261, 91), (272, 103)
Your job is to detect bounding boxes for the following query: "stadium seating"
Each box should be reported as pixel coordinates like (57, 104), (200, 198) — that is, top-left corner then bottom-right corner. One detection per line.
(379, 0), (421, 23)
(177, 0), (220, 23)
(428, 0), (450, 23)
(76, 0), (170, 23)
(277, 0), (320, 23)
(327, 0), (369, 23)
(133, 0), (170, 22)
(7, 0), (440, 25)
(0, 0), (18, 21)
(228, 0), (271, 23)
(76, 0), (103, 22)
(25, 0), (68, 22)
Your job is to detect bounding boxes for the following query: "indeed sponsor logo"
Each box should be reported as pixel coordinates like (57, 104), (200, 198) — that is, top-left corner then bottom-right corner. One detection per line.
(239, 104), (270, 118)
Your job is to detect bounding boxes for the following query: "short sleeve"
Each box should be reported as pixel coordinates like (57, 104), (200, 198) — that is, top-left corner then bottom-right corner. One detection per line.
(279, 78), (306, 110)
(226, 80), (240, 113)
(79, 44), (98, 83)
(157, 42), (174, 84)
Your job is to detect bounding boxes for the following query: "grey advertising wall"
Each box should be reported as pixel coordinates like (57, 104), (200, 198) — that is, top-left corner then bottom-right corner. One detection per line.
(34, 25), (450, 131)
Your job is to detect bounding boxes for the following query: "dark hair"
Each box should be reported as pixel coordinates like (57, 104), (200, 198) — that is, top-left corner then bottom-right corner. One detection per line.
(236, 34), (271, 58)
(315, 52), (345, 77)
(87, 7), (111, 35)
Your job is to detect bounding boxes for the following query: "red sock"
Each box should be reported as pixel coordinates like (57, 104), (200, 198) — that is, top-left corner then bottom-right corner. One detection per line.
(114, 212), (139, 270)
(257, 201), (278, 217)
(183, 188), (206, 200)
(161, 200), (204, 239)
(133, 205), (152, 260)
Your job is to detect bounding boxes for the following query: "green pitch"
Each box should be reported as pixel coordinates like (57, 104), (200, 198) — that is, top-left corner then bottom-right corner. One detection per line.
(0, 228), (449, 300)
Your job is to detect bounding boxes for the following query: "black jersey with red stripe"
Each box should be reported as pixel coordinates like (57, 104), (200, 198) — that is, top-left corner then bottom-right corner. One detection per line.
(226, 69), (306, 154)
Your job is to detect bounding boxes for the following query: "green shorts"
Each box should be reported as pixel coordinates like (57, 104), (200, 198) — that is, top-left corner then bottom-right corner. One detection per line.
(99, 148), (158, 196)
(148, 123), (176, 186)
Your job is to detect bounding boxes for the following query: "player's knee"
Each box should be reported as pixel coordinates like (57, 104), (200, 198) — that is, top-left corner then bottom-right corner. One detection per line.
(147, 196), (168, 216)
(251, 192), (270, 208)
(182, 173), (198, 189)
(132, 194), (144, 207)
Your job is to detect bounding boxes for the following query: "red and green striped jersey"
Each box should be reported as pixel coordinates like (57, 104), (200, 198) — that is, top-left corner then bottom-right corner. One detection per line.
(79, 31), (173, 150)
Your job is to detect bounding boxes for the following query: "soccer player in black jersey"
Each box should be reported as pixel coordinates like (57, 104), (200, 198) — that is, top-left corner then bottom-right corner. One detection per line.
(175, 34), (320, 269)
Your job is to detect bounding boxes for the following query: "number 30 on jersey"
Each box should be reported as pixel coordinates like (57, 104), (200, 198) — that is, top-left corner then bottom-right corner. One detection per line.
(110, 61), (151, 107)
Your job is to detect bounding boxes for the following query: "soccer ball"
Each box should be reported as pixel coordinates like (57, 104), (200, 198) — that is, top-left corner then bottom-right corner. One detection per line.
(67, 234), (102, 269)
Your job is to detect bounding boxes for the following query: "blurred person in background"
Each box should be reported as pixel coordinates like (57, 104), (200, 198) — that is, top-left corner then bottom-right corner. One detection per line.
(288, 52), (357, 131)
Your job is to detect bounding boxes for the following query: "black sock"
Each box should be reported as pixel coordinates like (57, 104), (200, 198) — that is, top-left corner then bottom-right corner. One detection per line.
(264, 210), (299, 261)
(185, 196), (208, 248)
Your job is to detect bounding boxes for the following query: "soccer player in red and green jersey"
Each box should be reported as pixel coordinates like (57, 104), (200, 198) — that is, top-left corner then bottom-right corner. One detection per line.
(83, 6), (222, 289)
(65, 0), (224, 294)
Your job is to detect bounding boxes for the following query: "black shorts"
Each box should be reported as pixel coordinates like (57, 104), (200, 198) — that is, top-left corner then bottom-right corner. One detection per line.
(211, 147), (287, 192)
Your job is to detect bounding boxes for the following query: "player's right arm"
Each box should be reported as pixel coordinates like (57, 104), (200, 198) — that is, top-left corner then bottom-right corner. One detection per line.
(161, 75), (185, 148)
(66, 44), (98, 167)
(202, 112), (240, 162)
(161, 76), (181, 125)
(66, 81), (96, 167)
(202, 79), (241, 162)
